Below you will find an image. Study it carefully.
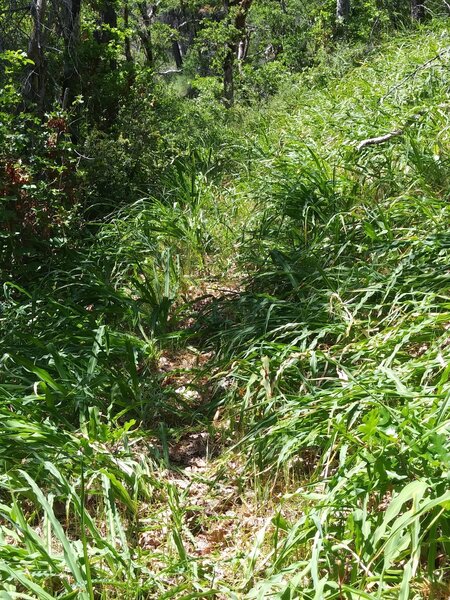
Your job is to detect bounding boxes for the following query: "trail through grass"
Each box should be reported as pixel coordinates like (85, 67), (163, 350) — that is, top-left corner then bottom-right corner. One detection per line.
(2, 21), (450, 599)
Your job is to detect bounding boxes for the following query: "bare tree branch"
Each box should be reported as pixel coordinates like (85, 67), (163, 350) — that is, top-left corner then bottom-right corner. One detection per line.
(356, 129), (404, 151)
(355, 109), (431, 151)
(381, 47), (450, 101)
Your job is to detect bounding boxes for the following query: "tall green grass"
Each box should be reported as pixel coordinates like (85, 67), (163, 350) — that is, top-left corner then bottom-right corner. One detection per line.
(200, 22), (450, 598)
(2, 20), (450, 599)
(0, 133), (236, 597)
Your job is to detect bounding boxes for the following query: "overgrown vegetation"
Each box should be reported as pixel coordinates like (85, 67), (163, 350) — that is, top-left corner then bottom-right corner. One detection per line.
(2, 0), (450, 598)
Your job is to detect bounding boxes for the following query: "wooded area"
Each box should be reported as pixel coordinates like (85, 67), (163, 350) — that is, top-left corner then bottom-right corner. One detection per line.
(0, 0), (437, 114)
(2, 0), (450, 598)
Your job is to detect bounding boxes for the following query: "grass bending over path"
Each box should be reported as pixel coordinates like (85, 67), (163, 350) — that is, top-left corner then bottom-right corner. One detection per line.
(2, 21), (450, 599)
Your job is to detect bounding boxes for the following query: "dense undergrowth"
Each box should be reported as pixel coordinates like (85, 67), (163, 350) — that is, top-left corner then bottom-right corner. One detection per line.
(2, 21), (450, 599)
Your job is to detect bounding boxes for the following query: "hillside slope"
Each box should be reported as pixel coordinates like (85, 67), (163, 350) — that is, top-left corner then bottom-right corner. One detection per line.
(2, 21), (450, 599)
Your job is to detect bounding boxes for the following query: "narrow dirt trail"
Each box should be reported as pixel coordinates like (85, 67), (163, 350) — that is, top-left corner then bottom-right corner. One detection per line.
(135, 279), (271, 592)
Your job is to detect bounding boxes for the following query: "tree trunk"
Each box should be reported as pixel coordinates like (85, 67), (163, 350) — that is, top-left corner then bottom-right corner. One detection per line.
(222, 0), (252, 107)
(96, 0), (118, 69)
(336, 0), (350, 22)
(172, 40), (183, 68)
(223, 46), (234, 107)
(100, 0), (117, 38)
(237, 31), (250, 69)
(61, 0), (82, 107)
(138, 2), (155, 67)
(411, 0), (425, 20)
(162, 9), (185, 68)
(25, 0), (48, 112)
(124, 0), (133, 63)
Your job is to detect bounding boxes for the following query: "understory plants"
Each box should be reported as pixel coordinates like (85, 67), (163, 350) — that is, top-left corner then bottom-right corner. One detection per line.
(2, 19), (450, 600)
